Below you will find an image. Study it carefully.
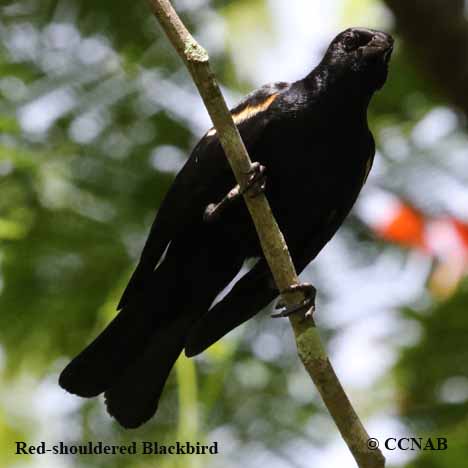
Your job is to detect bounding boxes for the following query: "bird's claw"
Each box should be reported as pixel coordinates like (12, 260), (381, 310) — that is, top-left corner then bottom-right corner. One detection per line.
(204, 203), (219, 222)
(203, 186), (241, 223)
(271, 283), (316, 319)
(204, 162), (267, 222)
(242, 162), (267, 198)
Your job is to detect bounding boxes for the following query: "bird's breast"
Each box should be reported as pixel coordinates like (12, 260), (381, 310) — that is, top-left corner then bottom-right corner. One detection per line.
(261, 121), (373, 237)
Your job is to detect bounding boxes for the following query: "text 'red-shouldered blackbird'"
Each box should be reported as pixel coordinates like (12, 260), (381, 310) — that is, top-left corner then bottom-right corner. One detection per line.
(59, 28), (394, 428)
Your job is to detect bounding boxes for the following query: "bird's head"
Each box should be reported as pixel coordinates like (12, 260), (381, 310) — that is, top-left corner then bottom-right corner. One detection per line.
(321, 27), (394, 92)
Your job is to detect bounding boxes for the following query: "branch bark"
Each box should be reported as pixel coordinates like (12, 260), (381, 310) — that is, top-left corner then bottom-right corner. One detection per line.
(383, 0), (468, 118)
(148, 1), (385, 466)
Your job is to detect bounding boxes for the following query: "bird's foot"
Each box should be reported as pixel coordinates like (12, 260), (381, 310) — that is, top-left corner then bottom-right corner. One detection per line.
(204, 186), (241, 222)
(271, 282), (316, 319)
(242, 162), (267, 198)
(204, 162), (266, 222)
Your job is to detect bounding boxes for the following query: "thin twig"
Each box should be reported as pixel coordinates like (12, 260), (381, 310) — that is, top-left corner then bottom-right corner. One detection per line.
(148, 1), (385, 466)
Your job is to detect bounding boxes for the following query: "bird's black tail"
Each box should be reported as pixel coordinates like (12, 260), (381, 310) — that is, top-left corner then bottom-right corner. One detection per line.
(58, 295), (192, 428)
(104, 315), (190, 428)
(59, 298), (159, 398)
(59, 252), (196, 427)
(59, 238), (243, 427)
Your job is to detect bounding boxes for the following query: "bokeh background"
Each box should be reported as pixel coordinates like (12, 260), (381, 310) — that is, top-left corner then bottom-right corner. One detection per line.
(1, 0), (468, 467)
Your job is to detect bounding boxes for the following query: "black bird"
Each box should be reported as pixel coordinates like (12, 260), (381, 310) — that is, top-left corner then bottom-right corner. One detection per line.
(59, 28), (393, 428)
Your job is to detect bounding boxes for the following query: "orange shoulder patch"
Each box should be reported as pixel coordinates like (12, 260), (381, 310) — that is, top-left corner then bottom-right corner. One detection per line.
(232, 93), (278, 125)
(205, 93), (278, 138)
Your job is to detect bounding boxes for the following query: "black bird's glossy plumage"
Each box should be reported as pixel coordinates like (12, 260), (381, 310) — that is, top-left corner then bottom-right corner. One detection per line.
(59, 28), (393, 428)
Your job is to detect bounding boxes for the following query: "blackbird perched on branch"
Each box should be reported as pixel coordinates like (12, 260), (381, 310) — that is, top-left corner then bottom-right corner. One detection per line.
(59, 28), (393, 428)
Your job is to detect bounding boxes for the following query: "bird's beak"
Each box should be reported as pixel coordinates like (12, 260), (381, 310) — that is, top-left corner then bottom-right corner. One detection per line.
(360, 32), (394, 64)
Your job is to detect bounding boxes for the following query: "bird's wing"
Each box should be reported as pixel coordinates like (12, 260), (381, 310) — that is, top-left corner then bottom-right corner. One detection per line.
(185, 259), (276, 356)
(118, 82), (290, 309)
(293, 142), (376, 272)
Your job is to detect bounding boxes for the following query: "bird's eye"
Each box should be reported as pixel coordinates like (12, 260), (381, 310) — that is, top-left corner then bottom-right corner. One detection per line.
(343, 33), (358, 51)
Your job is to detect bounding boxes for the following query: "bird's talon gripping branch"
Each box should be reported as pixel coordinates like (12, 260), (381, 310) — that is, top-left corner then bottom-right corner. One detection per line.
(203, 186), (241, 222)
(204, 163), (267, 222)
(271, 282), (316, 319)
(203, 203), (218, 222)
(244, 162), (267, 198)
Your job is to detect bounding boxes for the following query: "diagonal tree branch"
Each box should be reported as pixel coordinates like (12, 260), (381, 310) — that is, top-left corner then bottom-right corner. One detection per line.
(148, 1), (385, 466)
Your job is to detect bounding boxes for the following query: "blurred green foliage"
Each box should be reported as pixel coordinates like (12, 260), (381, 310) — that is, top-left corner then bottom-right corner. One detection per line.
(397, 280), (468, 468)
